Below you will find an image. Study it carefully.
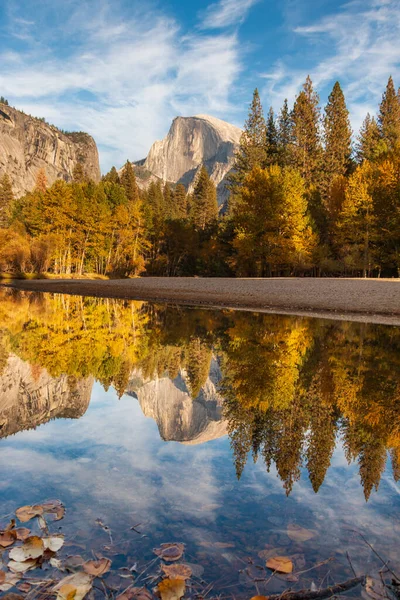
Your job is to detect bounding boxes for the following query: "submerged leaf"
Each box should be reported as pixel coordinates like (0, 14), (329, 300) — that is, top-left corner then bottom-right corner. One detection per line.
(15, 506), (43, 523)
(287, 524), (315, 543)
(0, 573), (21, 592)
(154, 543), (184, 562)
(41, 500), (65, 521)
(266, 556), (293, 574)
(0, 531), (16, 548)
(161, 564), (192, 580)
(9, 536), (44, 561)
(158, 578), (185, 600)
(117, 588), (153, 600)
(83, 557), (112, 577)
(53, 572), (92, 600)
(15, 528), (30, 541)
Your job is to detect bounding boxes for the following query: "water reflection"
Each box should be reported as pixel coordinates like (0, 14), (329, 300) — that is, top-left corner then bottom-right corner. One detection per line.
(0, 290), (399, 501)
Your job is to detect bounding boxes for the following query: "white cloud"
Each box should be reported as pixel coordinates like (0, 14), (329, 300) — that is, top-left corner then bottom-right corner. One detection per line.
(200, 0), (261, 29)
(261, 0), (400, 135)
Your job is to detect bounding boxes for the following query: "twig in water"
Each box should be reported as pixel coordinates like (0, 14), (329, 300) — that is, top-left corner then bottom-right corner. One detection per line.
(267, 575), (365, 600)
(354, 531), (400, 582)
(345, 552), (357, 578)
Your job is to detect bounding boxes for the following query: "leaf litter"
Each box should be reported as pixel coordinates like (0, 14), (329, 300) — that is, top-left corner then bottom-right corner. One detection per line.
(0, 500), (397, 600)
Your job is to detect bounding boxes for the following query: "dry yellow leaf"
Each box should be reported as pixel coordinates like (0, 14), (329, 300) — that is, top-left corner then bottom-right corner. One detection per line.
(9, 536), (44, 561)
(161, 564), (192, 580)
(54, 572), (93, 600)
(43, 534), (65, 552)
(266, 556), (293, 574)
(0, 572), (5, 584)
(8, 559), (39, 574)
(15, 505), (43, 523)
(83, 557), (112, 577)
(158, 578), (185, 600)
(15, 528), (30, 541)
(250, 596), (269, 600)
(0, 531), (16, 548)
(0, 573), (21, 592)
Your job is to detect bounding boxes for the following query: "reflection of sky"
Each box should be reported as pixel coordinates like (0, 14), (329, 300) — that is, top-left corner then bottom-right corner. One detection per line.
(1, 381), (399, 589)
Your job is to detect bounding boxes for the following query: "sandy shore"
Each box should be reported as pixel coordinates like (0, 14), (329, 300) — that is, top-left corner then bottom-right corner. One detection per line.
(2, 277), (400, 325)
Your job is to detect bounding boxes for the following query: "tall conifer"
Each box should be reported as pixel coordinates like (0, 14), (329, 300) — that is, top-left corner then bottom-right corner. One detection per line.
(378, 76), (400, 152)
(0, 174), (14, 228)
(265, 107), (279, 166)
(323, 82), (352, 179)
(277, 99), (293, 167)
(121, 160), (139, 204)
(229, 89), (267, 193)
(191, 166), (218, 230)
(291, 76), (321, 183)
(356, 114), (382, 163)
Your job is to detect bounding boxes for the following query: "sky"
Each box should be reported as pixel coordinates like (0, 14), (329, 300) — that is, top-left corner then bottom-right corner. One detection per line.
(0, 0), (399, 172)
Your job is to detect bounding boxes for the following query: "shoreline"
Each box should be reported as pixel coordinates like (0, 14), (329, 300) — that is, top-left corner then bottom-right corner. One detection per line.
(2, 277), (400, 326)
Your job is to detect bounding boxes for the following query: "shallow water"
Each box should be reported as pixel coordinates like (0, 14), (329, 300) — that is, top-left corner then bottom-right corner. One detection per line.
(0, 290), (399, 597)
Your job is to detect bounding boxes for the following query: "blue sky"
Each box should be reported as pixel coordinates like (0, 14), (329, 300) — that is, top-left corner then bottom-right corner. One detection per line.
(0, 0), (399, 172)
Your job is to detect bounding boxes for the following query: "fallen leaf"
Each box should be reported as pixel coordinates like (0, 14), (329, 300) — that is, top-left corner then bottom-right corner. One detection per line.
(64, 555), (85, 569)
(0, 571), (5, 584)
(0, 531), (16, 548)
(1, 594), (24, 600)
(117, 587), (153, 600)
(43, 534), (65, 552)
(158, 578), (185, 600)
(266, 556), (293, 574)
(363, 576), (386, 600)
(154, 543), (184, 562)
(162, 564), (192, 580)
(250, 596), (269, 600)
(50, 557), (64, 570)
(15, 528), (30, 541)
(15, 506), (43, 523)
(9, 536), (44, 561)
(0, 573), (21, 592)
(53, 572), (92, 600)
(83, 557), (112, 577)
(287, 524), (315, 543)
(17, 582), (31, 593)
(37, 515), (48, 532)
(41, 500), (65, 521)
(214, 542), (235, 549)
(8, 559), (39, 574)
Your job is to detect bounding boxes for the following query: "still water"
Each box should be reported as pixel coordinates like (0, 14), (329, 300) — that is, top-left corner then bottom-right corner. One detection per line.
(0, 290), (399, 597)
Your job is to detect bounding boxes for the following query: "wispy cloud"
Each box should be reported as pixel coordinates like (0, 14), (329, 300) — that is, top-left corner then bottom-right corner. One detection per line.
(200, 0), (261, 29)
(261, 0), (400, 134)
(0, 0), (248, 171)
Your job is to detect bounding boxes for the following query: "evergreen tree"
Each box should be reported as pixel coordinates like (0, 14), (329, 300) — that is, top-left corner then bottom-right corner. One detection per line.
(277, 99), (293, 167)
(163, 182), (174, 219)
(291, 76), (322, 183)
(323, 82), (352, 180)
(103, 166), (121, 185)
(229, 89), (267, 196)
(191, 166), (218, 230)
(173, 183), (188, 219)
(265, 107), (279, 166)
(0, 174), (14, 228)
(378, 76), (400, 153)
(120, 160), (139, 204)
(356, 114), (382, 163)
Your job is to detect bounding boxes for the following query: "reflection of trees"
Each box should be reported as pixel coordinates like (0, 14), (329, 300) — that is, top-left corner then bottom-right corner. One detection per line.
(221, 316), (400, 500)
(0, 290), (399, 500)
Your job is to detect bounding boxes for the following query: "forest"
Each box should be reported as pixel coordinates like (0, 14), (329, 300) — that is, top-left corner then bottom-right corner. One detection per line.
(0, 75), (400, 277)
(0, 290), (399, 500)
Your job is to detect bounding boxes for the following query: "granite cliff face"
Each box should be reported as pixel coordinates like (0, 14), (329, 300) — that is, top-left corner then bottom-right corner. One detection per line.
(0, 354), (93, 439)
(142, 115), (242, 204)
(128, 357), (227, 444)
(0, 104), (101, 197)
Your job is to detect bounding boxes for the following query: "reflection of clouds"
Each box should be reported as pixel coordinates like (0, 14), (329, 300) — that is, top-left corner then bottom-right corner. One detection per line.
(1, 380), (399, 576)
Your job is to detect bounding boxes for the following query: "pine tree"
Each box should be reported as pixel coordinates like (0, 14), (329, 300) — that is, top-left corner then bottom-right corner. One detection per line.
(103, 166), (121, 185)
(163, 182), (174, 219)
(173, 183), (188, 219)
(120, 160), (139, 204)
(0, 174), (14, 228)
(323, 82), (352, 179)
(35, 168), (48, 193)
(378, 76), (400, 153)
(265, 107), (279, 166)
(291, 76), (322, 183)
(277, 99), (293, 167)
(356, 114), (382, 163)
(191, 166), (218, 230)
(229, 88), (267, 195)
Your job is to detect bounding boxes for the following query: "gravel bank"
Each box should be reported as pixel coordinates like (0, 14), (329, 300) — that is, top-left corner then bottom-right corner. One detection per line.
(3, 277), (400, 325)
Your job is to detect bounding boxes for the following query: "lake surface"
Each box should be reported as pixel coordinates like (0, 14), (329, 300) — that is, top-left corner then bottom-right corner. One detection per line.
(0, 289), (399, 598)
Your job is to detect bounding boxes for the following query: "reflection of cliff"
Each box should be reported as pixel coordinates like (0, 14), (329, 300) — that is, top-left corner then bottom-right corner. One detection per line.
(0, 354), (93, 439)
(127, 358), (227, 444)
